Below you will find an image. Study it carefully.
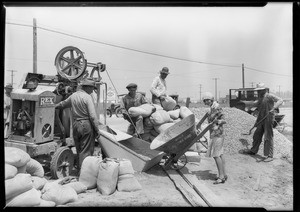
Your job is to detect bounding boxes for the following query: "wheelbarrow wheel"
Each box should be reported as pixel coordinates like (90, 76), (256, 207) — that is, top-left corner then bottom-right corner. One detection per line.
(50, 146), (74, 179)
(163, 154), (188, 170)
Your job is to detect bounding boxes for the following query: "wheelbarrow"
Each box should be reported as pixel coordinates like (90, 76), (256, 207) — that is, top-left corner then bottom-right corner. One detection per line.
(150, 113), (221, 170)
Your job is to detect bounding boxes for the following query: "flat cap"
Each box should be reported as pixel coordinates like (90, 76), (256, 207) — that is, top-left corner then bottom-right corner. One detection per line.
(4, 84), (13, 90)
(126, 83), (137, 89)
(160, 67), (170, 74)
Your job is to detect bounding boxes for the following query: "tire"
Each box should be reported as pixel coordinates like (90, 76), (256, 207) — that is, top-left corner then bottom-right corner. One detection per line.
(50, 147), (74, 179)
(115, 108), (123, 118)
(106, 109), (112, 117)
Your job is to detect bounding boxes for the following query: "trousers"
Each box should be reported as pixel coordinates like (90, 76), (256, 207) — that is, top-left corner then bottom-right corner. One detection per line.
(250, 120), (274, 157)
(73, 119), (95, 169)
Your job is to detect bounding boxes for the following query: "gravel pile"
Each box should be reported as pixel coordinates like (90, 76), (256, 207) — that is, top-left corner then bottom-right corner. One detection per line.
(191, 107), (293, 164)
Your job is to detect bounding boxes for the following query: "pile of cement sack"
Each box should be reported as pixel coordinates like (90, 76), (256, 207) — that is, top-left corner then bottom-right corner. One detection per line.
(5, 147), (86, 207)
(79, 156), (142, 195)
(128, 102), (197, 142)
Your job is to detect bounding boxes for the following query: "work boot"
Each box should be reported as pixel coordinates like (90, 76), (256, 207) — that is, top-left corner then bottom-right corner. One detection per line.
(263, 156), (274, 162)
(242, 149), (256, 155)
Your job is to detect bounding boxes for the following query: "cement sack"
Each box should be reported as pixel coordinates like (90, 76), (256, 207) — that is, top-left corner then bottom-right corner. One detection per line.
(117, 174), (142, 192)
(161, 96), (177, 111)
(153, 104), (164, 111)
(154, 123), (175, 134)
(26, 158), (44, 177)
(63, 181), (87, 194)
(97, 158), (119, 195)
(17, 164), (27, 174)
(5, 147), (31, 167)
(36, 199), (56, 207)
(6, 188), (41, 207)
(118, 158), (134, 175)
(150, 110), (171, 126)
(79, 156), (103, 189)
(5, 163), (18, 180)
(138, 103), (156, 117)
(31, 176), (48, 190)
(128, 107), (147, 117)
(41, 183), (78, 205)
(179, 106), (194, 119)
(167, 109), (180, 120)
(5, 173), (33, 200)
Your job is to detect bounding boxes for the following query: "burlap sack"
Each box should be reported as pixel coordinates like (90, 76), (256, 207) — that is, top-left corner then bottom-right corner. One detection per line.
(118, 159), (134, 175)
(179, 106), (193, 119)
(96, 158), (119, 195)
(161, 96), (177, 111)
(5, 147), (31, 167)
(150, 110), (171, 125)
(36, 199), (56, 207)
(41, 183), (78, 205)
(5, 163), (18, 180)
(31, 176), (48, 190)
(63, 181), (87, 194)
(79, 156), (103, 189)
(6, 188), (41, 207)
(5, 173), (33, 200)
(128, 107), (147, 117)
(117, 174), (142, 192)
(26, 158), (44, 177)
(167, 108), (180, 119)
(137, 104), (155, 117)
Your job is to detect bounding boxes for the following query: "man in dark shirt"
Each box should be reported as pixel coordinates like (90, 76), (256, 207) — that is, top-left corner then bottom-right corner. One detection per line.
(55, 78), (104, 169)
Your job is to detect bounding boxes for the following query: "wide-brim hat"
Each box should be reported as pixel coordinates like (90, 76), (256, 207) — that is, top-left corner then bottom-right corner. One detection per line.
(254, 83), (266, 91)
(160, 67), (170, 75)
(81, 79), (96, 88)
(4, 84), (13, 90)
(126, 83), (137, 89)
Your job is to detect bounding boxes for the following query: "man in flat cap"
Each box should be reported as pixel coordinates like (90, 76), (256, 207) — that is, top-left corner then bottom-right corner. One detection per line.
(150, 67), (169, 106)
(55, 78), (105, 170)
(120, 83), (149, 137)
(242, 83), (283, 162)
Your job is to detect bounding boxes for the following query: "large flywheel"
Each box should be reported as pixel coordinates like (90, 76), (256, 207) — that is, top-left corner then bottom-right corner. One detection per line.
(55, 46), (87, 80)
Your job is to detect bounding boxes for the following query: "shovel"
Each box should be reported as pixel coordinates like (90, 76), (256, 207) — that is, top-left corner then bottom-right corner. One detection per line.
(241, 111), (271, 135)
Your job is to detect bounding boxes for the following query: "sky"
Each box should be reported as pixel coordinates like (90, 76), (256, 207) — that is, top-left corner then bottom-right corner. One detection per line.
(4, 2), (293, 101)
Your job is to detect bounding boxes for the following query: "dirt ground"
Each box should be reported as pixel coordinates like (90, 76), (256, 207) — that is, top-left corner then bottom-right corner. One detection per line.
(54, 107), (294, 209)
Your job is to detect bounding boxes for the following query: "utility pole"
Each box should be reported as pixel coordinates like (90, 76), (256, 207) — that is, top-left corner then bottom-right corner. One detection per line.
(212, 78), (219, 101)
(6, 70), (17, 88)
(33, 18), (37, 73)
(199, 84), (202, 103)
(250, 82), (255, 88)
(242, 63), (245, 88)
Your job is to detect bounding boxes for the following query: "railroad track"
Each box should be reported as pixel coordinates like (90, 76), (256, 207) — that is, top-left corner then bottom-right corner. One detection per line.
(160, 164), (228, 207)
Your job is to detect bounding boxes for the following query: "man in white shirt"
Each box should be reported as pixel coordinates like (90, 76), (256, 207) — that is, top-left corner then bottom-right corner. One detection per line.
(4, 84), (13, 138)
(150, 67), (169, 105)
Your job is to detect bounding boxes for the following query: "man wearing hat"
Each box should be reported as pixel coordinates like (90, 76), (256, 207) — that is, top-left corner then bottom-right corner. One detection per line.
(55, 78), (105, 170)
(242, 83), (283, 162)
(120, 83), (149, 137)
(4, 84), (13, 137)
(150, 67), (169, 105)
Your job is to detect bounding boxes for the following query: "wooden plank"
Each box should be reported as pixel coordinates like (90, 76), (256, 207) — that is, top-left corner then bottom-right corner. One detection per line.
(165, 169), (208, 207)
(183, 173), (229, 207)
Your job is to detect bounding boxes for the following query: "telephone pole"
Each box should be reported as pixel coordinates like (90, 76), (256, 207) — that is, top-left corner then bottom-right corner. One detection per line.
(33, 18), (37, 73)
(199, 84), (202, 103)
(212, 78), (219, 101)
(6, 70), (17, 88)
(242, 63), (245, 88)
(250, 82), (255, 88)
